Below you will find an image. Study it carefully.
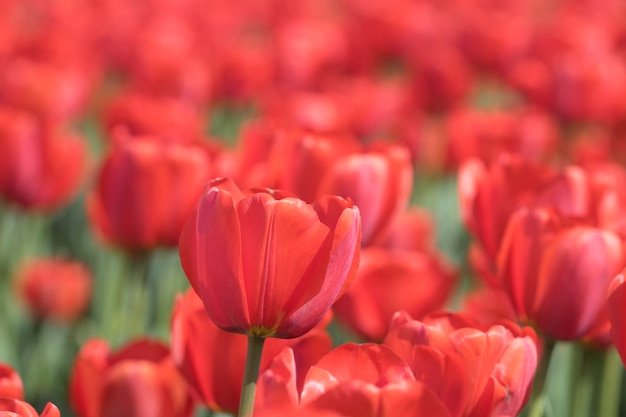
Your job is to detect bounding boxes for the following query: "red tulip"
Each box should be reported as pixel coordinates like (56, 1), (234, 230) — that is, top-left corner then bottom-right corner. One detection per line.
(458, 155), (589, 265)
(87, 132), (212, 250)
(460, 286), (518, 328)
(608, 272), (626, 365)
(408, 46), (474, 112)
(372, 208), (435, 253)
(0, 58), (91, 122)
(103, 92), (204, 144)
(179, 178), (361, 338)
(69, 338), (194, 417)
(445, 107), (558, 168)
(333, 248), (456, 341)
(315, 141), (413, 246)
(170, 289), (332, 414)
(0, 363), (22, 400)
(0, 106), (86, 211)
(299, 343), (452, 417)
(384, 312), (538, 417)
(128, 17), (212, 103)
(498, 208), (624, 340)
(15, 258), (92, 322)
(0, 399), (59, 417)
(272, 130), (360, 203)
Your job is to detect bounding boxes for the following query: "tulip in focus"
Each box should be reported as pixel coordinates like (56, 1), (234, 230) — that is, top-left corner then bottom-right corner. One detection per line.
(70, 338), (195, 417)
(179, 177), (361, 339)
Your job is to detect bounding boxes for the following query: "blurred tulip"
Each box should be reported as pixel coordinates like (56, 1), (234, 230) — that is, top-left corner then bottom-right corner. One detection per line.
(316, 141), (413, 245)
(461, 286), (518, 328)
(87, 131), (212, 250)
(408, 46), (474, 112)
(15, 258), (92, 322)
(384, 312), (538, 417)
(0, 58), (92, 122)
(372, 208), (435, 253)
(273, 130), (360, 203)
(299, 343), (452, 417)
(0, 362), (22, 400)
(608, 272), (626, 365)
(0, 399), (59, 417)
(458, 155), (589, 266)
(231, 118), (286, 189)
(333, 248), (456, 341)
(0, 106), (86, 211)
(128, 17), (212, 103)
(179, 178), (361, 338)
(170, 289), (332, 414)
(69, 338), (194, 417)
(103, 92), (204, 144)
(551, 50), (626, 124)
(498, 208), (624, 340)
(239, 127), (412, 246)
(445, 107), (559, 168)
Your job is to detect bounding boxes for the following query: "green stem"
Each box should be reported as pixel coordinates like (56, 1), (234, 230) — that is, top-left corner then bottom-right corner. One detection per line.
(534, 340), (556, 395)
(526, 340), (555, 417)
(598, 347), (623, 417)
(238, 336), (266, 417)
(127, 251), (153, 337)
(572, 347), (601, 417)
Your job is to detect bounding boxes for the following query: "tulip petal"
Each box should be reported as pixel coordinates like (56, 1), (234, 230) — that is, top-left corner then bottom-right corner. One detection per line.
(180, 187), (249, 332)
(282, 197), (361, 336)
(237, 194), (330, 334)
(535, 228), (623, 339)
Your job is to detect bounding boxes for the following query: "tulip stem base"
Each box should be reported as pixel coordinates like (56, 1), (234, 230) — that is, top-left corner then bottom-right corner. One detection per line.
(238, 335), (266, 417)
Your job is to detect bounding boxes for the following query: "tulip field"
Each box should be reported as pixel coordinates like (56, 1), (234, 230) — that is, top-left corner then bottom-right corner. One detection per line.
(2, 1), (626, 416)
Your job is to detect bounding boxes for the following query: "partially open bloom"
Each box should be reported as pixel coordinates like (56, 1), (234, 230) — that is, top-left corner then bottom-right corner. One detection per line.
(498, 208), (624, 340)
(179, 178), (361, 338)
(69, 338), (194, 417)
(15, 258), (92, 322)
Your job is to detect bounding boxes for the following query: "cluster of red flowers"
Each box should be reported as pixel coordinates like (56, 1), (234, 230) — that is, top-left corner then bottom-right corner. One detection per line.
(0, 0), (625, 417)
